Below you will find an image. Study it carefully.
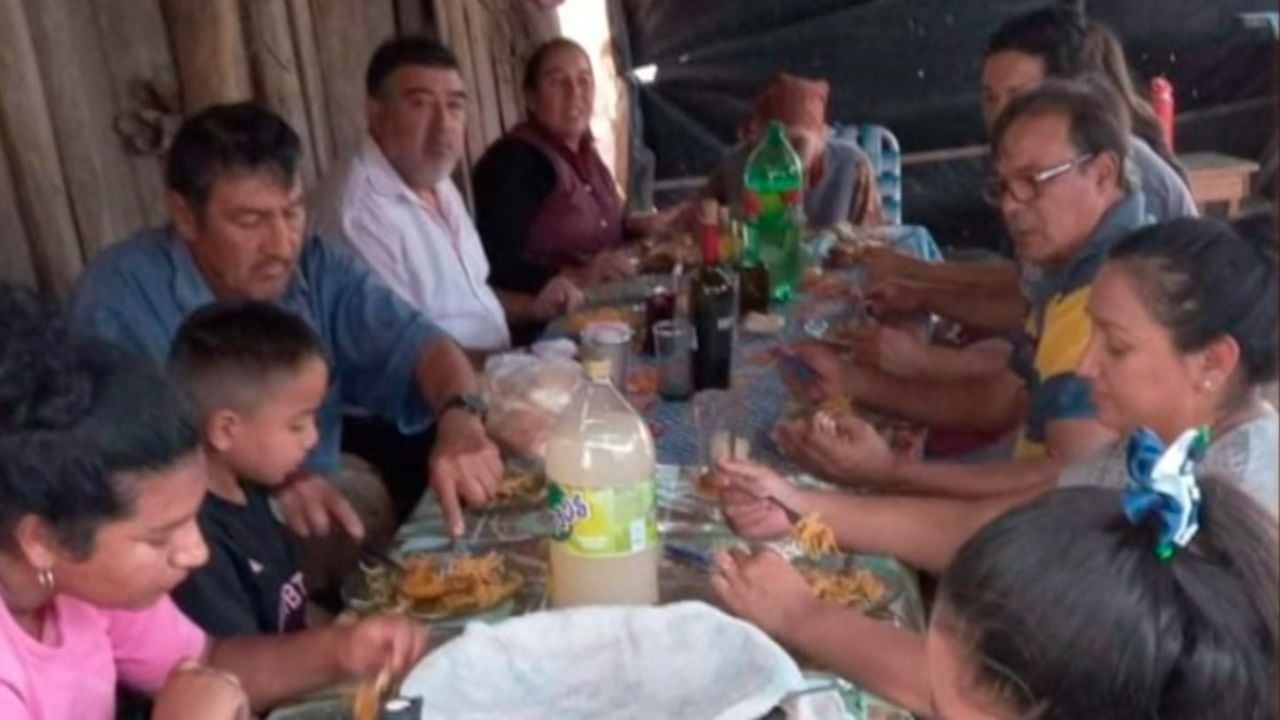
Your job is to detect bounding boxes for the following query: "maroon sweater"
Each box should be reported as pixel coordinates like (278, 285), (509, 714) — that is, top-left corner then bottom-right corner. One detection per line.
(473, 121), (624, 294)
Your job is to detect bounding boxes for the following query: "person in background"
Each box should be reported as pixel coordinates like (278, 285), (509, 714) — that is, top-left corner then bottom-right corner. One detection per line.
(854, 4), (1198, 345)
(66, 102), (502, 544)
(317, 35), (583, 353)
(720, 217), (1278, 575)
(0, 286), (427, 719)
(167, 302), (325, 637)
(782, 80), (1139, 476)
(714, 468), (1277, 718)
(700, 72), (885, 229)
(473, 38), (652, 301)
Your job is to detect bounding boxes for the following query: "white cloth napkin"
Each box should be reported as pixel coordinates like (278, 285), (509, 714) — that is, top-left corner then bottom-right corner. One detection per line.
(400, 601), (850, 719)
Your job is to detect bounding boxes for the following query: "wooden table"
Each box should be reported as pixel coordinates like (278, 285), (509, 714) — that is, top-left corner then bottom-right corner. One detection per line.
(1179, 152), (1260, 217)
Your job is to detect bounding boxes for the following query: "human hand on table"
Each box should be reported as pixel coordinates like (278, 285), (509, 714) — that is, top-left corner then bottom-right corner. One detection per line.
(273, 471), (366, 540)
(772, 412), (895, 487)
(711, 548), (820, 638)
(586, 249), (639, 286)
(780, 341), (853, 404)
(847, 325), (930, 378)
(532, 274), (586, 321)
(431, 408), (504, 537)
(336, 614), (430, 680)
(153, 660), (250, 720)
(714, 458), (802, 540)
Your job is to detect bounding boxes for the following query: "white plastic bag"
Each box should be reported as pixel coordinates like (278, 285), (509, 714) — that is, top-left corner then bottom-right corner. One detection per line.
(482, 352), (584, 461)
(400, 602), (849, 720)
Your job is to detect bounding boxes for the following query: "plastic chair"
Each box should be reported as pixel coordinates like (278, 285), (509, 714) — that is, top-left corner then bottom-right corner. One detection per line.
(834, 123), (903, 224)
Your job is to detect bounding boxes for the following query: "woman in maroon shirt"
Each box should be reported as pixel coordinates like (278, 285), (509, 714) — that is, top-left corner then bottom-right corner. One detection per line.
(473, 39), (649, 297)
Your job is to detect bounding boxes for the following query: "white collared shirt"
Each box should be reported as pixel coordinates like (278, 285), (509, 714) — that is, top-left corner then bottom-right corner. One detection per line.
(316, 135), (511, 351)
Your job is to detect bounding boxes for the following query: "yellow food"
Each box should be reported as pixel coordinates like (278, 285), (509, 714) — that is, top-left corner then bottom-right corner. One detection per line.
(360, 552), (522, 619)
(801, 568), (887, 610)
(351, 666), (390, 720)
(794, 513), (839, 557)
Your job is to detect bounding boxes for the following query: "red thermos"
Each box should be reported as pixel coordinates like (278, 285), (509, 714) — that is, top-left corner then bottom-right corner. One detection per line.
(1150, 76), (1175, 152)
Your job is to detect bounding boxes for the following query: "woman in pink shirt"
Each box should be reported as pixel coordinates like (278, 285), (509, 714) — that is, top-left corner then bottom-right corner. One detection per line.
(0, 287), (428, 720)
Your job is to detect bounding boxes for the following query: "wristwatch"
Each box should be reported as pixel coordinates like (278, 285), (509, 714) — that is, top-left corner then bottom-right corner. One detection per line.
(440, 392), (487, 422)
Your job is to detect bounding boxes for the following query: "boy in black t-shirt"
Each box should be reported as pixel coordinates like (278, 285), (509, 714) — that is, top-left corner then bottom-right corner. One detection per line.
(168, 301), (329, 636)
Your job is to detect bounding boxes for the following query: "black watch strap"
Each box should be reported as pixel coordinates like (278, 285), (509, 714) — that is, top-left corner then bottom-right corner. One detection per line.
(440, 392), (487, 421)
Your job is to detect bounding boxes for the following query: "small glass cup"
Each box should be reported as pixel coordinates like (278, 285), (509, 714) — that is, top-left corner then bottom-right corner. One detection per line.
(652, 319), (693, 400)
(643, 284), (677, 354)
(580, 321), (633, 389)
(692, 388), (748, 471)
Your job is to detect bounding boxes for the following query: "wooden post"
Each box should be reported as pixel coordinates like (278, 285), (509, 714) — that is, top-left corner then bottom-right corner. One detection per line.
(0, 135), (37, 289)
(0, 0), (84, 297)
(162, 0), (253, 112)
(243, 0), (319, 186)
(90, 0), (178, 228)
(462, 2), (504, 145)
(365, 0), (396, 50)
(395, 0), (428, 34)
(22, 0), (148, 256)
(309, 0), (370, 165)
(287, 0), (333, 179)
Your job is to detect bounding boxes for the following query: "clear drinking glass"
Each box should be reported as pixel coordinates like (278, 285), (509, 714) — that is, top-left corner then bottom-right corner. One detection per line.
(652, 319), (693, 400)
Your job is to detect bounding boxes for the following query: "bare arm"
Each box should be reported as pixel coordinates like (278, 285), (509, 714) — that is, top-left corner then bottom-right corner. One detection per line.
(915, 281), (1028, 336)
(206, 628), (347, 713)
(850, 365), (1027, 433)
(910, 339), (1012, 381)
(415, 336), (481, 411)
(782, 603), (934, 716)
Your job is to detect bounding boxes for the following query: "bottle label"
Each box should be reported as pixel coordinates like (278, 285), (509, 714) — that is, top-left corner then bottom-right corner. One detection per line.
(548, 480), (658, 558)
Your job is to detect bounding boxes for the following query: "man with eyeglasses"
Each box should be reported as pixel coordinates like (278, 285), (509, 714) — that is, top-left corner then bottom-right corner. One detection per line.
(777, 78), (1145, 494)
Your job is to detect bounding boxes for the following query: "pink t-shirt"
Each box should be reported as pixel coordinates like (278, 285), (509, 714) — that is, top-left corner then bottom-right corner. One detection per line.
(0, 594), (207, 720)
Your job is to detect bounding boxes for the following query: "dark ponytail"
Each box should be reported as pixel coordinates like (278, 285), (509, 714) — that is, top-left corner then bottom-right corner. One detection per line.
(939, 479), (1278, 719)
(0, 284), (200, 557)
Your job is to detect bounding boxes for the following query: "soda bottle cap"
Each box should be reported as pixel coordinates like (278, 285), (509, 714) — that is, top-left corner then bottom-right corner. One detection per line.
(582, 357), (612, 381)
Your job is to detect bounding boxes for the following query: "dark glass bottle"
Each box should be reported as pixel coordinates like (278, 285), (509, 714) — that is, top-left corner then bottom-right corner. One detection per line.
(691, 200), (735, 390)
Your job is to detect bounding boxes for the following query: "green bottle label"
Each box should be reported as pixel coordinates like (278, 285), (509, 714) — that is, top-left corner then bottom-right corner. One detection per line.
(548, 480), (658, 558)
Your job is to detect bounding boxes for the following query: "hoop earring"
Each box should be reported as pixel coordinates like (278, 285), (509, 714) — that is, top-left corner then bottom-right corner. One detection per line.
(37, 569), (55, 592)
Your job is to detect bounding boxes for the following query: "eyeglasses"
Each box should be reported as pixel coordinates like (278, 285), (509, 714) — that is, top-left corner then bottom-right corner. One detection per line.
(982, 153), (1095, 205)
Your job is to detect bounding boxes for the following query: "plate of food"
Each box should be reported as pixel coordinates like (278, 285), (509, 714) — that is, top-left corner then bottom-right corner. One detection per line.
(344, 551), (524, 624)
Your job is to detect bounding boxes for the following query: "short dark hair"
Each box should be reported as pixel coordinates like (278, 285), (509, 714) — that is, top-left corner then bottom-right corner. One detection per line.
(366, 34), (459, 97)
(990, 78), (1130, 189)
(940, 480), (1278, 719)
(986, 5), (1089, 78)
(522, 37), (589, 92)
(1109, 218), (1279, 387)
(0, 284), (200, 557)
(169, 300), (327, 419)
(165, 102), (302, 216)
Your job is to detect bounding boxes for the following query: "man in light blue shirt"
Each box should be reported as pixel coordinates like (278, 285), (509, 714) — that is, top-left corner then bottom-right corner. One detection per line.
(68, 102), (499, 538)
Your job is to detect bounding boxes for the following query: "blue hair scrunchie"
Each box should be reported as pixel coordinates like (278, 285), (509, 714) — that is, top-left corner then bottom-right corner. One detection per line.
(1122, 427), (1209, 560)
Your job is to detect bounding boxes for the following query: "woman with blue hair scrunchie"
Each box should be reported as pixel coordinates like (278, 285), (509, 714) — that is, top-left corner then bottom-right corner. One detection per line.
(929, 456), (1276, 718)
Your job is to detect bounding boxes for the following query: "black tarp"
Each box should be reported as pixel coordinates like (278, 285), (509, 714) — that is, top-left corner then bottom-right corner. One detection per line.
(613, 0), (1279, 250)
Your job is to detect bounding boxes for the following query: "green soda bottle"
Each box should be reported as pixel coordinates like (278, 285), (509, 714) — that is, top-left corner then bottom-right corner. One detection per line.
(743, 120), (805, 303)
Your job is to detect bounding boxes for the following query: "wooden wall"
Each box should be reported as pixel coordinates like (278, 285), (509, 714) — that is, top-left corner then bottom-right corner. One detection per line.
(0, 0), (560, 299)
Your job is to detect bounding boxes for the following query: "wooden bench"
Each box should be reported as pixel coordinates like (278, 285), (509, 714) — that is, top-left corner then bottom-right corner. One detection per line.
(1178, 152), (1260, 217)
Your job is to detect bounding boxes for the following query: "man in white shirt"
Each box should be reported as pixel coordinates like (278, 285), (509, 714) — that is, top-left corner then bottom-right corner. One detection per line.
(318, 35), (582, 352)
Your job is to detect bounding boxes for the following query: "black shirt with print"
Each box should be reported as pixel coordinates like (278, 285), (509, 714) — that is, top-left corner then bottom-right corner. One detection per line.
(171, 485), (307, 636)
